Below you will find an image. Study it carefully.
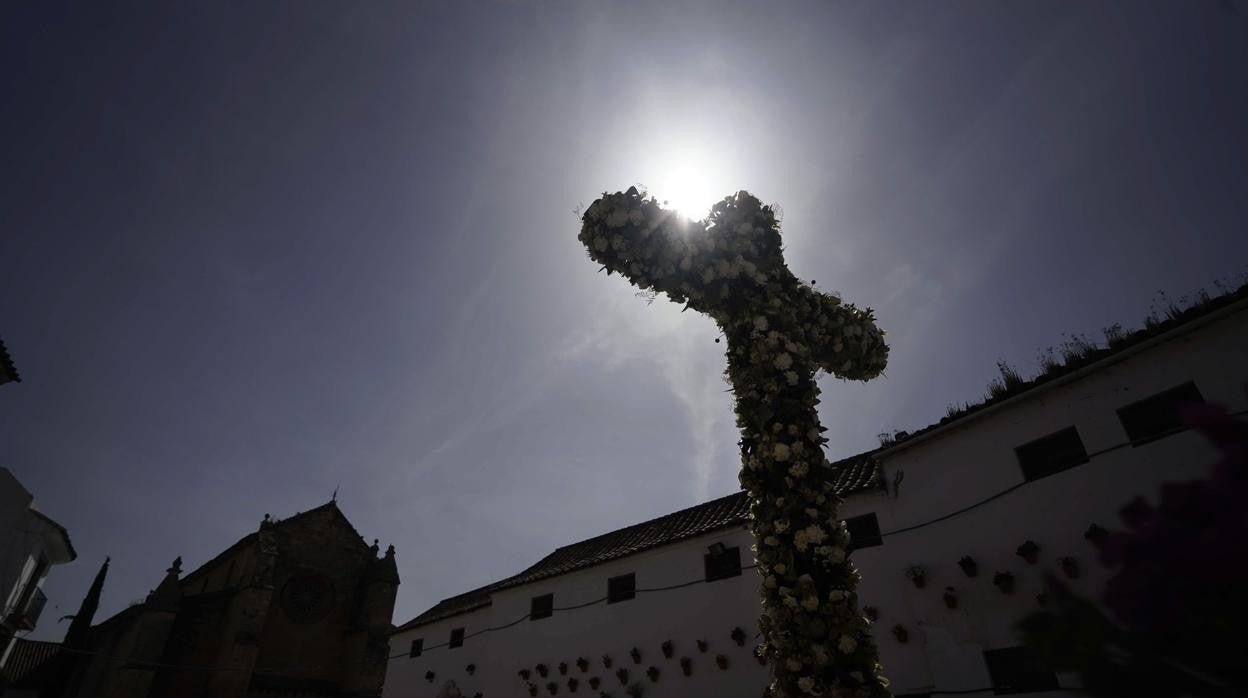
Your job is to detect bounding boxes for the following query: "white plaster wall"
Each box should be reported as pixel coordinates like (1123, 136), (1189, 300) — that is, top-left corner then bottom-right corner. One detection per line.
(841, 306), (1248, 695)
(386, 304), (1247, 698)
(387, 526), (768, 698)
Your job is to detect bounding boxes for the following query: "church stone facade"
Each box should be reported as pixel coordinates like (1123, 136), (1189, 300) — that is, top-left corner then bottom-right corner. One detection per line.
(65, 501), (397, 698)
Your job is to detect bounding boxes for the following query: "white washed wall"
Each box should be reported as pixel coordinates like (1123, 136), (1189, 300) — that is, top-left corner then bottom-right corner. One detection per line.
(386, 304), (1248, 698)
(386, 526), (768, 698)
(842, 305), (1248, 695)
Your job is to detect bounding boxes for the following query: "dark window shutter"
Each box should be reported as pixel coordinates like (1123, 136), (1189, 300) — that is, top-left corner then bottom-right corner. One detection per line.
(1117, 381), (1204, 445)
(1015, 426), (1089, 481)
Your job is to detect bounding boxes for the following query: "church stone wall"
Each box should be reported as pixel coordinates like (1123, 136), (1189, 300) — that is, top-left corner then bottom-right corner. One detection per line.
(250, 506), (375, 689)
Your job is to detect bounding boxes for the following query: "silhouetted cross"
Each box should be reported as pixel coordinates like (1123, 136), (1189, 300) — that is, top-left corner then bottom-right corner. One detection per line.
(580, 187), (891, 697)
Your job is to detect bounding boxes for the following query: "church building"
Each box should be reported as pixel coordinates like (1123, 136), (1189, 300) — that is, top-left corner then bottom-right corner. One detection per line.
(384, 289), (1247, 698)
(61, 501), (398, 698)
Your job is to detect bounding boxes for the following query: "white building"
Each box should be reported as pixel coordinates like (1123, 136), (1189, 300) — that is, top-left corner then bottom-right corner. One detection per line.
(0, 467), (76, 672)
(386, 292), (1247, 698)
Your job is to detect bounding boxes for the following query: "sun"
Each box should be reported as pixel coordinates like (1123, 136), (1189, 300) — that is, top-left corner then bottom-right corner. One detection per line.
(653, 165), (716, 221)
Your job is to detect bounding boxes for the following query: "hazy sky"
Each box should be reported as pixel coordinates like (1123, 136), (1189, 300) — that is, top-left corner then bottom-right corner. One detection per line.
(3, 1), (1246, 639)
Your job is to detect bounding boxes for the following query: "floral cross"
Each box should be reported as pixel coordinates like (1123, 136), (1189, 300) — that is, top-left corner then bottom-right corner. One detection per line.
(579, 187), (891, 697)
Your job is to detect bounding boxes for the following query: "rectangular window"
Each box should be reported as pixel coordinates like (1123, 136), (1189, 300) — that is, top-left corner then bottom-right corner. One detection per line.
(844, 513), (883, 551)
(1014, 426), (1089, 481)
(704, 545), (742, 582)
(1117, 381), (1204, 445)
(607, 573), (636, 604)
(530, 593), (553, 620)
(448, 627), (464, 649)
(409, 639), (423, 657)
(983, 647), (1058, 695)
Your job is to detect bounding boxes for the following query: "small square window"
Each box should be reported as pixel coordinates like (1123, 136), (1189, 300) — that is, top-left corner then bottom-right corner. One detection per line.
(704, 545), (742, 582)
(607, 573), (636, 604)
(1117, 381), (1204, 445)
(530, 593), (553, 620)
(409, 638), (423, 657)
(844, 513), (882, 551)
(448, 627), (464, 649)
(1015, 426), (1089, 481)
(983, 647), (1058, 695)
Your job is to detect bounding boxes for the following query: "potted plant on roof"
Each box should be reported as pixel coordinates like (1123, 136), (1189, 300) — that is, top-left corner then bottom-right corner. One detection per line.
(942, 586), (958, 609)
(715, 654), (729, 670)
(696, 639), (708, 653)
(520, 669), (532, 681)
(1017, 540), (1041, 564)
(547, 681), (559, 695)
(957, 555), (978, 577)
(862, 605), (879, 621)
(906, 565), (927, 588)
(892, 624), (909, 643)
(615, 668), (629, 686)
(577, 657), (589, 673)
(425, 670), (436, 683)
(568, 677), (579, 693)
(602, 654), (613, 669)
(994, 571), (1016, 594)
(646, 666), (660, 683)
(630, 647), (642, 664)
(679, 656), (692, 676)
(528, 683), (538, 697)
(661, 640), (674, 659)
(1059, 556), (1080, 579)
(625, 684), (645, 698)
(730, 627), (747, 646)
(559, 662), (569, 676)
(537, 663), (549, 678)
(588, 676), (600, 690)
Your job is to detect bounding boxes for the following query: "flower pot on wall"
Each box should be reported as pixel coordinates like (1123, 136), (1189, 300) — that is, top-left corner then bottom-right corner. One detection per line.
(957, 556), (978, 577)
(1059, 556), (1080, 579)
(892, 624), (909, 643)
(942, 587), (958, 609)
(1084, 523), (1108, 547)
(1016, 540), (1040, 564)
(993, 572), (1015, 594)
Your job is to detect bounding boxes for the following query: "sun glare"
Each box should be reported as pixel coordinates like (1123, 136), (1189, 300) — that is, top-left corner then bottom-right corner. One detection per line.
(654, 166), (716, 221)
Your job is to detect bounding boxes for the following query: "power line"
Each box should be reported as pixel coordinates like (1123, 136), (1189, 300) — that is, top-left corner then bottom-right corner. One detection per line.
(390, 412), (1246, 661)
(878, 411), (1245, 539)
